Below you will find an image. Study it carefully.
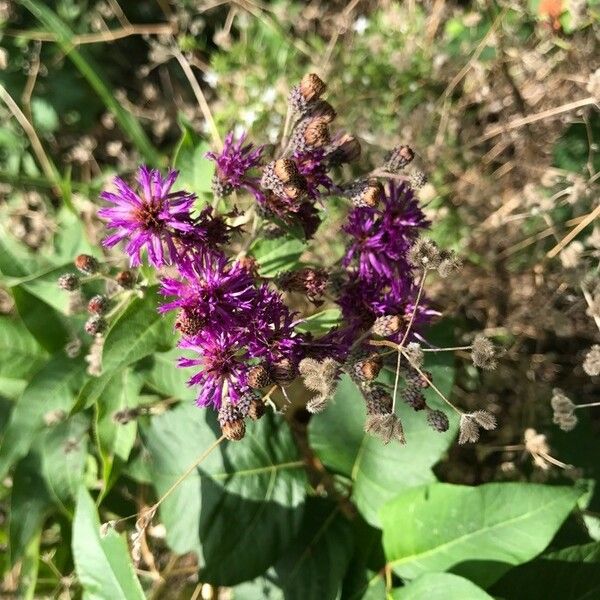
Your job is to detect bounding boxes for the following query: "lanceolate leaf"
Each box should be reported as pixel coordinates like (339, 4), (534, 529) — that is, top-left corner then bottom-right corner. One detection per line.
(0, 316), (47, 381)
(72, 486), (145, 600)
(140, 403), (307, 586)
(0, 354), (86, 480)
(309, 338), (457, 527)
(392, 573), (493, 600)
(490, 542), (600, 600)
(381, 482), (582, 586)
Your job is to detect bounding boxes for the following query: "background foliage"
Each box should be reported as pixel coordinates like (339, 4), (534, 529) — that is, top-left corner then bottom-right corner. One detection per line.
(0, 0), (599, 598)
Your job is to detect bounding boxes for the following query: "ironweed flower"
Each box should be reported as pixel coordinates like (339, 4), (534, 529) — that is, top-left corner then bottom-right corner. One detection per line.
(99, 166), (196, 268)
(206, 131), (263, 199)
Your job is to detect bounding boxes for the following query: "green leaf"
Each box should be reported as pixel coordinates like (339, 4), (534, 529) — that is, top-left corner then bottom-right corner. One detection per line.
(19, 0), (162, 166)
(74, 287), (175, 411)
(309, 339), (457, 527)
(72, 486), (145, 600)
(140, 404), (307, 585)
(381, 482), (583, 586)
(0, 354), (86, 480)
(31, 97), (59, 133)
(490, 542), (600, 600)
(393, 573), (493, 599)
(11, 285), (69, 352)
(296, 308), (342, 334)
(9, 450), (53, 564)
(95, 369), (145, 498)
(250, 236), (305, 277)
(144, 349), (195, 401)
(0, 316), (47, 381)
(42, 414), (89, 512)
(173, 118), (214, 197)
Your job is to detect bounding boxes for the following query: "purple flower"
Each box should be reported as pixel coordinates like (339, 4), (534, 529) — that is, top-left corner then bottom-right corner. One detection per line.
(343, 181), (427, 281)
(179, 330), (250, 409)
(159, 253), (256, 328)
(207, 131), (263, 198)
(247, 286), (303, 365)
(294, 150), (333, 199)
(99, 166), (196, 268)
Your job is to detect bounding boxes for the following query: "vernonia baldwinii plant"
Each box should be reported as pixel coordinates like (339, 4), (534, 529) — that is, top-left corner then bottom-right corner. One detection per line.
(59, 73), (497, 447)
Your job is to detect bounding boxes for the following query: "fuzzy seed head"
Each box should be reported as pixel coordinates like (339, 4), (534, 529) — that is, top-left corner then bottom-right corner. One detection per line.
(408, 238), (442, 270)
(437, 251), (463, 278)
(87, 294), (109, 315)
(409, 169), (428, 189)
(84, 315), (107, 336)
(365, 413), (406, 444)
(404, 342), (424, 368)
(458, 414), (480, 444)
(583, 345), (600, 376)
(471, 334), (497, 370)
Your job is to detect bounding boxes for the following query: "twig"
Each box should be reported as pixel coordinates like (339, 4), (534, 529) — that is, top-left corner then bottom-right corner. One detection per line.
(172, 47), (222, 151)
(0, 82), (61, 197)
(547, 202), (600, 259)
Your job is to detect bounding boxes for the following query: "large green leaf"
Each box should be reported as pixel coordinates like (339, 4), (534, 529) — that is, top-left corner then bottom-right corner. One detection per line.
(143, 349), (195, 401)
(140, 403), (307, 585)
(72, 486), (145, 600)
(42, 414), (89, 512)
(381, 482), (582, 586)
(309, 341), (457, 527)
(0, 354), (86, 480)
(233, 499), (354, 600)
(392, 573), (493, 599)
(74, 287), (175, 411)
(490, 542), (600, 600)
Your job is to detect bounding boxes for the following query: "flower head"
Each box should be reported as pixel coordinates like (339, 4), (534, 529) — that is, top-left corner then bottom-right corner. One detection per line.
(207, 131), (263, 198)
(99, 166), (196, 268)
(178, 330), (250, 410)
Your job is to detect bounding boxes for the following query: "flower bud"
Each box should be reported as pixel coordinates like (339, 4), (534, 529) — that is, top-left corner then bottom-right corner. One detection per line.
(247, 364), (273, 389)
(352, 354), (383, 382)
(402, 385), (426, 411)
(74, 254), (99, 274)
(87, 294), (109, 315)
(372, 314), (402, 337)
(303, 117), (330, 148)
(85, 315), (107, 336)
(299, 73), (326, 101)
(218, 402), (246, 441)
(58, 273), (80, 291)
(363, 386), (392, 415)
(384, 145), (415, 172)
(309, 99), (336, 123)
(327, 134), (361, 165)
(116, 270), (136, 289)
(426, 409), (449, 432)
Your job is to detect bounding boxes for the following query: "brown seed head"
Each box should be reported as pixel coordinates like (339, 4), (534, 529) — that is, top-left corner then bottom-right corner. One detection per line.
(274, 158), (299, 182)
(247, 365), (273, 389)
(304, 118), (330, 148)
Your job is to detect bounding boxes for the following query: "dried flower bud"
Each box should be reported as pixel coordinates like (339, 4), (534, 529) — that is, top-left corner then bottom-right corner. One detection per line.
(471, 410), (497, 430)
(426, 408), (449, 432)
(87, 294), (109, 315)
(307, 393), (329, 414)
(74, 254), (99, 274)
(247, 396), (266, 420)
(299, 358), (339, 411)
(404, 342), (424, 368)
(84, 315), (107, 336)
(270, 358), (298, 385)
(303, 117), (330, 148)
(364, 386), (393, 415)
(348, 179), (384, 208)
(211, 173), (233, 198)
(308, 99), (336, 123)
(471, 334), (497, 370)
(384, 145), (415, 172)
(176, 310), (204, 337)
(116, 270), (136, 289)
(402, 385), (426, 411)
(58, 273), (80, 291)
(408, 238), (442, 270)
(372, 314), (402, 337)
(458, 414), (480, 444)
(352, 354), (383, 382)
(299, 73), (326, 101)
(247, 364), (273, 389)
(218, 402), (246, 441)
(274, 158), (300, 182)
(327, 134), (361, 165)
(365, 413), (406, 444)
(583, 345), (600, 376)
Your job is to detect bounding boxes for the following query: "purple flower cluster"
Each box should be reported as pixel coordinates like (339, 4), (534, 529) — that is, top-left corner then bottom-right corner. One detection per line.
(98, 73), (435, 425)
(338, 181), (433, 338)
